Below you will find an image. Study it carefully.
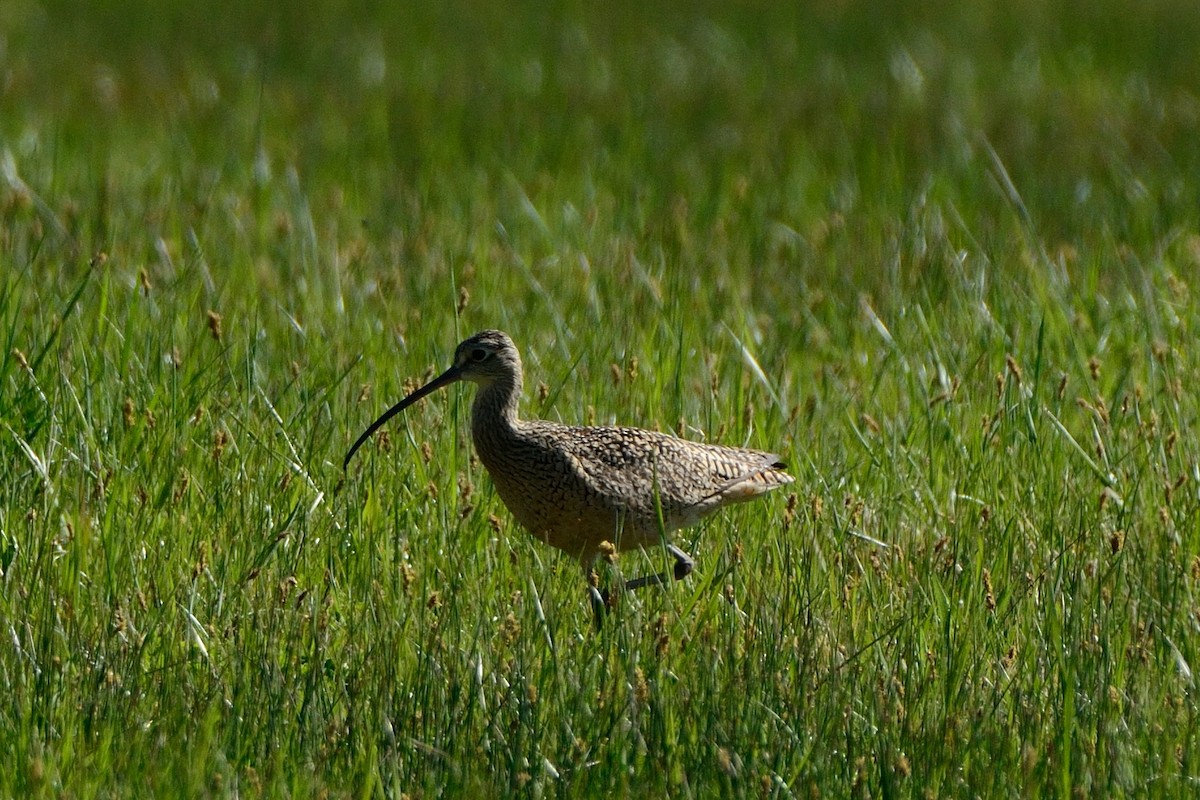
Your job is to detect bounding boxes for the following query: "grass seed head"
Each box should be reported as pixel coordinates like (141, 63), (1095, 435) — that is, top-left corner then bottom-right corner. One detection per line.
(654, 613), (670, 657)
(500, 612), (520, 645)
(400, 562), (416, 593)
(1166, 272), (1189, 300)
(1002, 644), (1017, 670)
(1005, 354), (1022, 385)
(272, 211), (292, 239)
(278, 576), (297, 604)
(633, 666), (649, 705)
(1022, 744), (1039, 775)
(844, 494), (864, 527)
(717, 746), (736, 777)
(212, 429), (228, 461)
(206, 310), (223, 342)
(599, 540), (617, 564)
(173, 471), (191, 504)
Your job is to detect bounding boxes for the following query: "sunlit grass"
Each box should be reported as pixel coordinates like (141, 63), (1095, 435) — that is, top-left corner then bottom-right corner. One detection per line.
(2, 0), (1200, 796)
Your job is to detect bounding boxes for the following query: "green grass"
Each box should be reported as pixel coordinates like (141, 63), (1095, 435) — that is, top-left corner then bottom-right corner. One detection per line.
(3, 0), (1200, 796)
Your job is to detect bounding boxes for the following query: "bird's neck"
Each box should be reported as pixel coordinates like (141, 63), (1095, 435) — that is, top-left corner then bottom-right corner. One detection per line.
(471, 374), (522, 444)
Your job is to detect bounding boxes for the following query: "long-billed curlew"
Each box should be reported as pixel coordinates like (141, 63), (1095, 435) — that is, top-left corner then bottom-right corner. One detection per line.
(344, 330), (794, 622)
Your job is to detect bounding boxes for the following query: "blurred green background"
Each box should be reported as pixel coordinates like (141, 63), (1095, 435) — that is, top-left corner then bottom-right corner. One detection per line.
(7, 0), (1199, 271)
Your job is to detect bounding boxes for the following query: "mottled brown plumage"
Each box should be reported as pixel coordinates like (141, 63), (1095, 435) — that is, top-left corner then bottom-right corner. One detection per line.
(345, 330), (793, 611)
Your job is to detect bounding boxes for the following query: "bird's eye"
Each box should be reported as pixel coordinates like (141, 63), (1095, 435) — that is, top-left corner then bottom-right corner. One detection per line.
(469, 348), (489, 362)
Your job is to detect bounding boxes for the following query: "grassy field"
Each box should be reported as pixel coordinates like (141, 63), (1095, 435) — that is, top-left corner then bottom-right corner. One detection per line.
(3, 0), (1200, 796)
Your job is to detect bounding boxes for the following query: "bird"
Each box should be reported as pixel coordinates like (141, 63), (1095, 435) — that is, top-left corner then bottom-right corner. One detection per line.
(344, 329), (794, 623)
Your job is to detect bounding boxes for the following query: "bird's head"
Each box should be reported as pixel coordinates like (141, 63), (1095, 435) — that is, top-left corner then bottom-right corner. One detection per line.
(451, 329), (522, 386)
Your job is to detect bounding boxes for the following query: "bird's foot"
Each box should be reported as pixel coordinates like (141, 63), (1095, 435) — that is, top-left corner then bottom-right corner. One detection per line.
(623, 544), (695, 592)
(669, 544), (695, 580)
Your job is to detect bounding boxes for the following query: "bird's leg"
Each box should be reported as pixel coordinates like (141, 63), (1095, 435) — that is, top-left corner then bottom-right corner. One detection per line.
(623, 544), (695, 592)
(589, 583), (608, 631)
(590, 544), (694, 629)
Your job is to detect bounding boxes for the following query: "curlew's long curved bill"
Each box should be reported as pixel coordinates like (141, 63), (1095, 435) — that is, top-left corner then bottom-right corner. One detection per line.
(343, 364), (463, 470)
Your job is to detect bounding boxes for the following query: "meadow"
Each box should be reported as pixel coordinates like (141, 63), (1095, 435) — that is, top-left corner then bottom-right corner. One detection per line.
(2, 0), (1200, 796)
